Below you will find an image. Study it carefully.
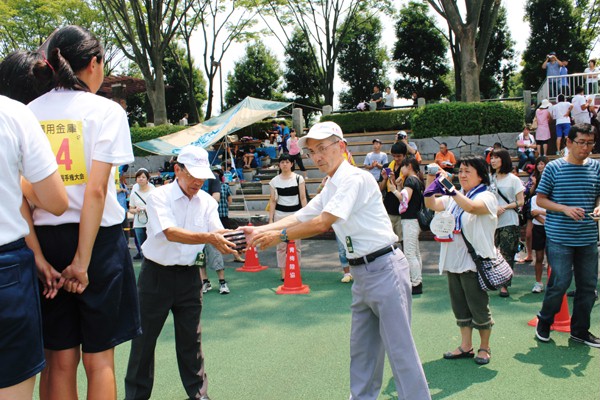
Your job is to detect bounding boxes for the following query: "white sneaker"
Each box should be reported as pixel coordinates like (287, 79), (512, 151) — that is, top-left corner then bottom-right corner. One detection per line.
(202, 281), (212, 293)
(532, 282), (544, 293)
(341, 273), (353, 283)
(219, 282), (230, 294)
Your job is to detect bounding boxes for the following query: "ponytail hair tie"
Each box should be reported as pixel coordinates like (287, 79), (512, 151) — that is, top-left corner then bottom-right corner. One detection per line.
(41, 51), (56, 73)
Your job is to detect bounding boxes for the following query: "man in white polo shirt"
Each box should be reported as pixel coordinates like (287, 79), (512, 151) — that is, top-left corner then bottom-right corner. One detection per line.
(243, 122), (430, 400)
(125, 145), (236, 400)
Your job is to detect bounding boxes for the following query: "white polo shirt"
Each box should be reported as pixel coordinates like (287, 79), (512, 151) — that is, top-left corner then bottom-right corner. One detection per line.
(0, 95), (57, 246)
(142, 180), (223, 266)
(295, 160), (397, 258)
(28, 89), (134, 227)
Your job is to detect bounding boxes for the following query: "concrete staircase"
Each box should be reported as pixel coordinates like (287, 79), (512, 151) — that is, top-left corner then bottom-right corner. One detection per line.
(231, 130), (399, 211)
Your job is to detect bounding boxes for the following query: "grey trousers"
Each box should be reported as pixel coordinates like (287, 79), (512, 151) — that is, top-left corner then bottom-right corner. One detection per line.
(124, 259), (207, 400)
(349, 250), (431, 400)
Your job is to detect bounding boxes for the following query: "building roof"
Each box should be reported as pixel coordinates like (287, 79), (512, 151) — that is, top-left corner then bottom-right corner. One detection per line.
(97, 75), (146, 98)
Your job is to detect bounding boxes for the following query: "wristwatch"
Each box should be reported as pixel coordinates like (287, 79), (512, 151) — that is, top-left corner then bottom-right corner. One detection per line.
(280, 229), (289, 243)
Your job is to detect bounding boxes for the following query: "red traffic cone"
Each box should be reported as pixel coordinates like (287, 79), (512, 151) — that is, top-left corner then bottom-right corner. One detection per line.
(528, 267), (571, 332)
(276, 241), (310, 294)
(236, 223), (268, 272)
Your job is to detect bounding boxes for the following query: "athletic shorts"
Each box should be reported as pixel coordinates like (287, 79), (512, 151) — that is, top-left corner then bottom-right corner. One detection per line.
(35, 224), (141, 353)
(556, 123), (571, 138)
(0, 239), (45, 388)
(532, 224), (547, 251)
(536, 139), (549, 145)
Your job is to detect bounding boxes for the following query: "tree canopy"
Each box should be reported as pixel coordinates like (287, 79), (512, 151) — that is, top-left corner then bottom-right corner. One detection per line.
(392, 1), (450, 102)
(224, 41), (282, 106)
(521, 0), (591, 91)
(337, 12), (388, 109)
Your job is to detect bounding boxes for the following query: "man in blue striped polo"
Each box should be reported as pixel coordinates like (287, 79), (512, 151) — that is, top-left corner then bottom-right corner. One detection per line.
(535, 123), (600, 347)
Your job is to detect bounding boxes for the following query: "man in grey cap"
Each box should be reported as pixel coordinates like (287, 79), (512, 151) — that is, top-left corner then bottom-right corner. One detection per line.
(243, 121), (431, 400)
(125, 145), (236, 400)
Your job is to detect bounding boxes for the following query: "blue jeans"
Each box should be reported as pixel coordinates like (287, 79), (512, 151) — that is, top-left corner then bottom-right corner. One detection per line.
(337, 237), (348, 268)
(538, 240), (599, 335)
(134, 228), (147, 255)
(518, 151), (535, 170)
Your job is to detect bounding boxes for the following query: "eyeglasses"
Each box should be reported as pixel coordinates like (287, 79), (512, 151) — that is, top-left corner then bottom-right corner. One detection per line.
(178, 164), (202, 181)
(571, 140), (596, 147)
(304, 140), (340, 158)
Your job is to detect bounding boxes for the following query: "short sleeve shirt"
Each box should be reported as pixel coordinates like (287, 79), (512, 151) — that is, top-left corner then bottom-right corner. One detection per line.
(364, 152), (388, 180)
(0, 95), (58, 245)
(536, 158), (600, 246)
(142, 180), (223, 266)
(28, 89), (134, 227)
(295, 161), (397, 258)
(490, 173), (524, 228)
(438, 191), (498, 273)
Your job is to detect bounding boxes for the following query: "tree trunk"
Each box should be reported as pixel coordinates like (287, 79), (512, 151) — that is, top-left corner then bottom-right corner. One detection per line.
(153, 64), (168, 125)
(459, 30), (480, 102)
(205, 79), (215, 119)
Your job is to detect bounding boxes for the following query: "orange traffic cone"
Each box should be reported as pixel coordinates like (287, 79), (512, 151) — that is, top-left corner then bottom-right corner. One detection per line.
(528, 267), (571, 332)
(235, 223), (268, 273)
(276, 241), (310, 294)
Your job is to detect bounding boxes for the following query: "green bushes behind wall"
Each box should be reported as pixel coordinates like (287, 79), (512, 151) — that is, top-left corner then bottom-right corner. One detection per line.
(131, 125), (186, 156)
(317, 102), (524, 138)
(409, 101), (524, 138)
(320, 109), (412, 133)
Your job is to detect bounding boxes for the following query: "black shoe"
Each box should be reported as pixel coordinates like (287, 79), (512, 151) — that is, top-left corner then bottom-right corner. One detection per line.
(133, 253), (142, 260)
(412, 283), (423, 295)
(499, 287), (510, 298)
(536, 319), (551, 342)
(566, 290), (576, 297)
(570, 331), (600, 348)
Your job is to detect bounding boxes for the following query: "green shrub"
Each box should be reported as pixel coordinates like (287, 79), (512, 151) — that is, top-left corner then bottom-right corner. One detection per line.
(320, 109), (413, 133)
(409, 101), (524, 138)
(130, 125), (186, 156)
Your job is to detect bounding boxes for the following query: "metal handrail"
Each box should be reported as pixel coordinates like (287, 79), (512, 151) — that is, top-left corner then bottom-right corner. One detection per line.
(537, 71), (599, 103)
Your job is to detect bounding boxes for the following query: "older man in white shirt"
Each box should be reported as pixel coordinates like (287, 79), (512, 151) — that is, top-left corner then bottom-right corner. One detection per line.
(244, 122), (430, 400)
(125, 145), (235, 400)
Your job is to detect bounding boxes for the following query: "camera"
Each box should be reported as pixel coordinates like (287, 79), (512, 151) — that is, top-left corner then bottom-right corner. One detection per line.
(425, 163), (439, 176)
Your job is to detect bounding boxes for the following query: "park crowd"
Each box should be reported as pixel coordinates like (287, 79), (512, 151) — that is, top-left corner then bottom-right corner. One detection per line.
(1, 25), (599, 400)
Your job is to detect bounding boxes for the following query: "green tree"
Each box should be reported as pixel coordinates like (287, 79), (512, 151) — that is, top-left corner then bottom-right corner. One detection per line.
(256, 0), (393, 106)
(0, 0), (94, 56)
(98, 0), (194, 125)
(337, 13), (388, 109)
(392, 1), (450, 102)
(522, 0), (591, 91)
(163, 45), (207, 124)
(283, 28), (323, 122)
(196, 0), (260, 118)
(427, 0), (502, 102)
(224, 41), (282, 107)
(479, 6), (516, 99)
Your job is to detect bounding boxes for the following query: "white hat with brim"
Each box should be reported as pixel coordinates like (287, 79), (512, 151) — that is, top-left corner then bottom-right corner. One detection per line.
(539, 99), (551, 109)
(176, 145), (214, 179)
(298, 121), (344, 148)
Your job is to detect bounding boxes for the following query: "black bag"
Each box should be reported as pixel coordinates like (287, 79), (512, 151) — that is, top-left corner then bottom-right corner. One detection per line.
(497, 188), (525, 226)
(417, 208), (434, 231)
(463, 236), (513, 291)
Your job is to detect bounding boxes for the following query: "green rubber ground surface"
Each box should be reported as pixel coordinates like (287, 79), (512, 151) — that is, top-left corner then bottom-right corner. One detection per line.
(35, 268), (599, 399)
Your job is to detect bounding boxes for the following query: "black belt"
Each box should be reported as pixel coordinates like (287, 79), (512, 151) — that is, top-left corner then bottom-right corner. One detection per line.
(347, 245), (396, 266)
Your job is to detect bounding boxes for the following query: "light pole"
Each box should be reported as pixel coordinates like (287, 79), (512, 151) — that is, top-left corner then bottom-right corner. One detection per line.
(212, 60), (223, 113)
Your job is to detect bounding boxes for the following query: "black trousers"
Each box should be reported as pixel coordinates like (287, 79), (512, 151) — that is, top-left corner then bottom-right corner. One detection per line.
(124, 259), (207, 400)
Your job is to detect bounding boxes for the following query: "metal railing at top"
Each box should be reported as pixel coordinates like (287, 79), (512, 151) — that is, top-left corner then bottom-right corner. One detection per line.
(537, 71), (599, 103)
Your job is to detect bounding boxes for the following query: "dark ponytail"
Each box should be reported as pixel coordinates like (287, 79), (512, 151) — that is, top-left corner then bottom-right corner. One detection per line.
(40, 25), (104, 92)
(0, 50), (53, 104)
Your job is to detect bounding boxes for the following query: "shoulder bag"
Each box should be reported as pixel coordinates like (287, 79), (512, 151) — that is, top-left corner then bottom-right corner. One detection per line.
(134, 191), (148, 224)
(462, 235), (513, 291)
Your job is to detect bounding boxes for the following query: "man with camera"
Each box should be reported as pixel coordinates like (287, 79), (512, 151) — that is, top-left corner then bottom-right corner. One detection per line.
(542, 52), (564, 98)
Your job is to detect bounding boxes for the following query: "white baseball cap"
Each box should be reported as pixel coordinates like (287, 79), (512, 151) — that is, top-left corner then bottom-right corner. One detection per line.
(298, 121), (344, 148)
(176, 145), (214, 179)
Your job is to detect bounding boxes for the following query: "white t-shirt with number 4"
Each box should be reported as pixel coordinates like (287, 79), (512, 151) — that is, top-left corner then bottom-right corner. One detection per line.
(28, 89), (134, 226)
